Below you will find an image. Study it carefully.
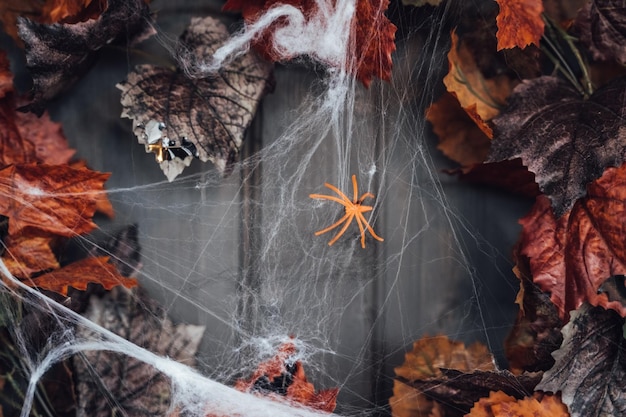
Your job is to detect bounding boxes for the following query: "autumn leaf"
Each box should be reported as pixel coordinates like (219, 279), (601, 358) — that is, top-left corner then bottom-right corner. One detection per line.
(451, 159), (540, 198)
(518, 163), (626, 319)
(2, 233), (59, 278)
(0, 164), (110, 237)
(390, 335), (495, 417)
(504, 252), (563, 374)
(495, 0), (544, 50)
(443, 31), (513, 129)
(537, 304), (626, 417)
(28, 256), (137, 295)
(232, 340), (338, 412)
(0, 51), (12, 99)
(489, 76), (626, 217)
(18, 0), (154, 113)
(467, 391), (569, 417)
(222, 0), (396, 87)
(118, 16), (273, 181)
(74, 287), (204, 417)
(575, 0), (626, 65)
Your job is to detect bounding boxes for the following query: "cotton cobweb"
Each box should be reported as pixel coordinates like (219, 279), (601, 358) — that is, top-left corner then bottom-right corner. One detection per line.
(0, 0), (531, 416)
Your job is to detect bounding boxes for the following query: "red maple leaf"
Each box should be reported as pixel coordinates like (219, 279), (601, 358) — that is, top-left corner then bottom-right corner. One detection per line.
(519, 163), (626, 319)
(222, 0), (396, 86)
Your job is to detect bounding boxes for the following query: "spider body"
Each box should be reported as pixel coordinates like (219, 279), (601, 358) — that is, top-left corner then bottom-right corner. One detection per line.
(310, 175), (384, 248)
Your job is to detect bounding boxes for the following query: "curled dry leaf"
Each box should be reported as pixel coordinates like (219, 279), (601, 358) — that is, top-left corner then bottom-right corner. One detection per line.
(489, 76), (626, 217)
(118, 17), (273, 181)
(28, 256), (137, 296)
(74, 287), (204, 417)
(537, 304), (626, 417)
(443, 31), (514, 131)
(575, 0), (626, 65)
(467, 391), (569, 417)
(495, 0), (544, 50)
(222, 0), (396, 87)
(0, 164), (109, 237)
(519, 163), (626, 319)
(390, 335), (495, 417)
(18, 0), (154, 113)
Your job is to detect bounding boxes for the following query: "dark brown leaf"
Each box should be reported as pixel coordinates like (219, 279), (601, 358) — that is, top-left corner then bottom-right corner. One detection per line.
(397, 370), (541, 417)
(488, 76), (626, 216)
(575, 0), (626, 65)
(537, 304), (626, 417)
(118, 16), (273, 181)
(73, 287), (205, 417)
(18, 0), (154, 113)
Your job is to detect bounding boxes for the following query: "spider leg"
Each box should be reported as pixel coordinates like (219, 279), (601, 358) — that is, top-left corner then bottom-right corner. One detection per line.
(310, 193), (350, 207)
(358, 192), (375, 203)
(314, 212), (351, 236)
(322, 182), (353, 204)
(327, 213), (356, 246)
(354, 210), (367, 248)
(358, 213), (384, 242)
(351, 175), (359, 202)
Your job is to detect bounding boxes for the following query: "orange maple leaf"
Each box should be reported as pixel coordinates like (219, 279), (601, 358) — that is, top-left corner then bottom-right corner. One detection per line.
(222, 0), (396, 86)
(495, 0), (544, 50)
(28, 256), (137, 296)
(467, 391), (569, 417)
(443, 31), (513, 128)
(0, 164), (110, 237)
(519, 163), (626, 319)
(2, 233), (60, 278)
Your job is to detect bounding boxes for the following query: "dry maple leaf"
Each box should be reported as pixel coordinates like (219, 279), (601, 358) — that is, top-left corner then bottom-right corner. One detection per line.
(2, 233), (60, 278)
(230, 340), (338, 413)
(575, 0), (626, 65)
(495, 0), (544, 50)
(118, 16), (273, 181)
(222, 0), (396, 87)
(390, 335), (495, 417)
(28, 256), (137, 295)
(537, 304), (626, 417)
(443, 31), (514, 129)
(489, 75), (626, 217)
(18, 0), (154, 113)
(0, 164), (109, 237)
(467, 391), (569, 417)
(518, 163), (626, 319)
(73, 286), (204, 417)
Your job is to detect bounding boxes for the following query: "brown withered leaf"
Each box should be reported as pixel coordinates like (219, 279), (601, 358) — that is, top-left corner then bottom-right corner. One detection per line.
(28, 256), (137, 295)
(428, 92), (491, 166)
(505, 252), (563, 374)
(575, 0), (626, 65)
(15, 111), (75, 165)
(398, 369), (542, 417)
(0, 164), (110, 237)
(118, 16), (273, 181)
(232, 341), (338, 412)
(69, 160), (113, 217)
(18, 0), (154, 113)
(537, 304), (626, 417)
(495, 0), (544, 50)
(0, 51), (12, 99)
(390, 335), (495, 417)
(2, 233), (59, 278)
(519, 163), (626, 319)
(443, 31), (513, 126)
(467, 391), (570, 417)
(73, 286), (205, 417)
(489, 76), (626, 217)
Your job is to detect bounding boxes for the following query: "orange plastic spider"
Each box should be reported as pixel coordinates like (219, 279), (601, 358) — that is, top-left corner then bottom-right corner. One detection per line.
(309, 175), (384, 248)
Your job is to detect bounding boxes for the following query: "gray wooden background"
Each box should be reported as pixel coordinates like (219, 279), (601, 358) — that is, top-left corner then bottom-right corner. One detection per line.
(2, 0), (534, 414)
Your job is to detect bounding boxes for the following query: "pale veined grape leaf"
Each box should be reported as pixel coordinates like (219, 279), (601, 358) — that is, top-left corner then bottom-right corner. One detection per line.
(73, 287), (205, 417)
(488, 75), (626, 217)
(575, 0), (626, 65)
(537, 304), (626, 417)
(117, 16), (274, 181)
(18, 0), (155, 114)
